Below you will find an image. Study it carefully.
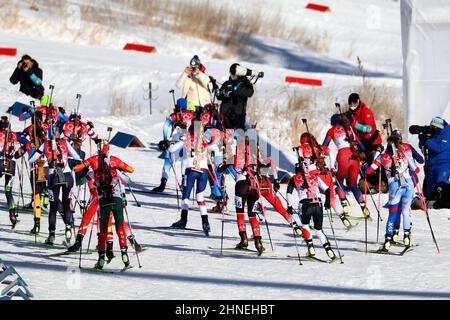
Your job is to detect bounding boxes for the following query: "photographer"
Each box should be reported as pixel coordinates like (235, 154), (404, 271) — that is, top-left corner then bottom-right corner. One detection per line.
(414, 117), (450, 208)
(217, 63), (255, 130)
(9, 54), (44, 99)
(176, 55), (214, 114)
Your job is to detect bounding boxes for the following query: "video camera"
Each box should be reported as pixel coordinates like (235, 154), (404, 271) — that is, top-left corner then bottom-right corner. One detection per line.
(409, 125), (435, 141)
(232, 64), (264, 79)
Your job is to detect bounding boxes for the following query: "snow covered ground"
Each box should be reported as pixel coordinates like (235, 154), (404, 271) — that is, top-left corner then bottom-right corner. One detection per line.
(0, 0), (449, 300)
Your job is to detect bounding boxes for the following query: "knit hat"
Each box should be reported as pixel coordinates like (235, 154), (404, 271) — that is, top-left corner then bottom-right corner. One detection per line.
(430, 117), (444, 129)
(190, 55), (202, 68)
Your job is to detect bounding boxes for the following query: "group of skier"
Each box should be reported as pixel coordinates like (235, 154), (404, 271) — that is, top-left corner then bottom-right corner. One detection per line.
(154, 56), (437, 260)
(1, 87), (142, 270)
(3, 53), (444, 272)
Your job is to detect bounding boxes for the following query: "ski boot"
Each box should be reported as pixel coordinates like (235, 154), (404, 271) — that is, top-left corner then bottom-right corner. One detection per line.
(106, 241), (115, 263)
(236, 231), (249, 249)
(360, 204), (371, 219)
(121, 246), (130, 268)
(65, 225), (73, 242)
(68, 234), (84, 252)
(152, 178), (167, 193)
(201, 215), (210, 237)
(30, 218), (41, 235)
(9, 209), (18, 229)
(171, 210), (188, 229)
(128, 234), (142, 253)
(306, 239), (316, 257)
(95, 251), (106, 270)
(254, 236), (265, 255)
(324, 242), (337, 260)
(393, 229), (400, 243)
(339, 214), (351, 228)
(340, 200), (350, 215)
(292, 221), (303, 237)
(45, 231), (56, 245)
(403, 230), (411, 248)
(380, 236), (392, 252)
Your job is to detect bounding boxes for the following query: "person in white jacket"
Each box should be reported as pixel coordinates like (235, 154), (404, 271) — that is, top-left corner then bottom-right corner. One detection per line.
(176, 55), (214, 113)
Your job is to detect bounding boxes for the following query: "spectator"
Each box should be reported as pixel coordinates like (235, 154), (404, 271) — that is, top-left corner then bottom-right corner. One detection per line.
(176, 55), (214, 114)
(420, 117), (450, 208)
(9, 55), (44, 99)
(217, 63), (254, 130)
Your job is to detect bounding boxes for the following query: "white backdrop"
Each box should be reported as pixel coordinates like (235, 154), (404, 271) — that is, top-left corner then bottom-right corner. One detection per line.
(401, 0), (450, 139)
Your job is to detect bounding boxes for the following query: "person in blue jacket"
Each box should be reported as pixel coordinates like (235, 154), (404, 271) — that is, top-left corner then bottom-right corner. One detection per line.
(420, 117), (450, 208)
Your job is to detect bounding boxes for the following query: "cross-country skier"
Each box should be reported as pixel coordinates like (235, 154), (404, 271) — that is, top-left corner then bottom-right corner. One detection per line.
(365, 133), (420, 251)
(0, 116), (28, 228)
(323, 114), (369, 218)
(29, 128), (81, 245)
(169, 122), (211, 236)
(292, 132), (352, 229)
(73, 140), (134, 270)
(153, 98), (194, 193)
(286, 158), (337, 260)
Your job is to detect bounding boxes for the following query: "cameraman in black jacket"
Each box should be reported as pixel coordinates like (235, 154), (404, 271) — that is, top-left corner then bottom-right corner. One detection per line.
(10, 55), (44, 99)
(217, 63), (255, 130)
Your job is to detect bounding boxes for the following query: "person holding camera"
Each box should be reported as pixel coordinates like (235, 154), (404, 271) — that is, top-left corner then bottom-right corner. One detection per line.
(417, 117), (450, 208)
(217, 63), (255, 130)
(9, 55), (45, 99)
(176, 55), (214, 115)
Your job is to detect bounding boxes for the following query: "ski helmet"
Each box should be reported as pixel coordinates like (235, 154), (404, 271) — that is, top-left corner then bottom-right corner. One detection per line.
(300, 133), (310, 145)
(330, 114), (340, 126)
(392, 128), (403, 141)
(177, 98), (188, 112)
(182, 111), (195, 127)
(201, 112), (211, 126)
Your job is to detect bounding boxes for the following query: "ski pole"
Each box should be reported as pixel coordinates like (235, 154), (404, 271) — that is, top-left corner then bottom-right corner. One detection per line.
(326, 208), (344, 264)
(359, 168), (383, 222)
(167, 154), (181, 213)
(206, 155), (226, 255)
(412, 175), (440, 253)
(123, 205), (142, 268)
(363, 175), (368, 254)
(377, 169), (381, 243)
(259, 200), (274, 252)
(127, 184), (142, 208)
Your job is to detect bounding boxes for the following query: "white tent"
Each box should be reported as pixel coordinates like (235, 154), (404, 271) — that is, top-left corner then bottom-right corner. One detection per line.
(401, 0), (450, 139)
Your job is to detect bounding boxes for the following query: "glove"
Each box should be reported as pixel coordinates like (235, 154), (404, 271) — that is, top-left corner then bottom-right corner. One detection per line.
(7, 107), (13, 114)
(273, 179), (281, 192)
(87, 121), (94, 129)
(217, 162), (228, 173)
(214, 88), (221, 97)
(362, 162), (369, 172)
(158, 140), (170, 152)
(287, 206), (293, 215)
(301, 182), (309, 190)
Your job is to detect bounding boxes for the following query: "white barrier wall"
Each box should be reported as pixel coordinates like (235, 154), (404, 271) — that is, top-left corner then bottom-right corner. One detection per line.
(401, 0), (450, 138)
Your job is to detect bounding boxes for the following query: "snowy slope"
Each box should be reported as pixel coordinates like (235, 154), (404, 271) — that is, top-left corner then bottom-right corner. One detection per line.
(0, 0), (449, 300)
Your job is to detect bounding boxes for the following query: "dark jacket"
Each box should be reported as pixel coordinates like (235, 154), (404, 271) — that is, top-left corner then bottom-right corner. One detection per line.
(217, 76), (254, 130)
(9, 59), (44, 99)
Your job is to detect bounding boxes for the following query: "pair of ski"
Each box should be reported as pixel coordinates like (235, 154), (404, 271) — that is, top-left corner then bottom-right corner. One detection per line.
(217, 247), (339, 263)
(209, 246), (265, 257)
(354, 243), (417, 256)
